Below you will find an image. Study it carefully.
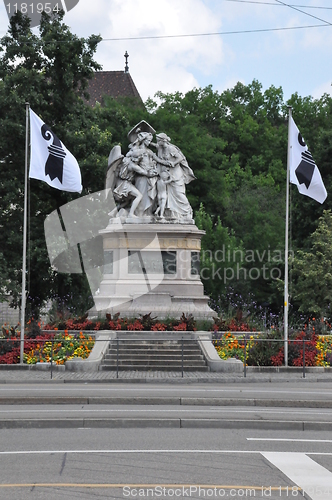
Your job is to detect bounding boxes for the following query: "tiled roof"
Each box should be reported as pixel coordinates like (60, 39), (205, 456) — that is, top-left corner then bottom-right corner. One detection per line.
(85, 71), (143, 106)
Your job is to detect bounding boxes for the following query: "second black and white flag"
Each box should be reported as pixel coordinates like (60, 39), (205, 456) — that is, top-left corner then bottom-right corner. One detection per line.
(289, 116), (327, 204)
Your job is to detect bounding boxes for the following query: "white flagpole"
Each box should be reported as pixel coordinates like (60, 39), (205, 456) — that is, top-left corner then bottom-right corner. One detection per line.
(20, 102), (29, 364)
(284, 106), (292, 367)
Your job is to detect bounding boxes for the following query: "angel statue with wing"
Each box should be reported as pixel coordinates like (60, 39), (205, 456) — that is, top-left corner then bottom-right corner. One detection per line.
(106, 121), (171, 221)
(106, 145), (157, 220)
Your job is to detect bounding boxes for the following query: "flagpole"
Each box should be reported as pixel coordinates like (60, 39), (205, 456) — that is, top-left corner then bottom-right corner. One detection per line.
(284, 106), (292, 367)
(20, 102), (29, 364)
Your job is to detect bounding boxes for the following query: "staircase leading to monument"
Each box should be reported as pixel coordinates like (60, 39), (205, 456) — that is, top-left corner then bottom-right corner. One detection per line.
(99, 333), (209, 371)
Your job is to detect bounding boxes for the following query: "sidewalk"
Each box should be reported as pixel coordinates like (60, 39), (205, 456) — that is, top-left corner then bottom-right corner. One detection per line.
(0, 366), (332, 383)
(0, 368), (331, 429)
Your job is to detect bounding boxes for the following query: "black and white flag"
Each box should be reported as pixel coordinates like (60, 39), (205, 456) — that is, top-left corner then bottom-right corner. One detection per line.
(29, 109), (82, 193)
(289, 116), (327, 204)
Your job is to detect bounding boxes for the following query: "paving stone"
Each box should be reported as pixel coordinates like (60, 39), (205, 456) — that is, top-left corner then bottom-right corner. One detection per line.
(0, 369), (331, 383)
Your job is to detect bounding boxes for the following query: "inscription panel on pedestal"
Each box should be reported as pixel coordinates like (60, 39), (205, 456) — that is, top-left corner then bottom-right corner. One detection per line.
(128, 250), (176, 275)
(103, 250), (113, 274)
(191, 251), (200, 275)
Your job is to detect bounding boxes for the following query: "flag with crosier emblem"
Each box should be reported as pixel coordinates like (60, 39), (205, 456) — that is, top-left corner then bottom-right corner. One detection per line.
(29, 109), (82, 193)
(289, 116), (327, 204)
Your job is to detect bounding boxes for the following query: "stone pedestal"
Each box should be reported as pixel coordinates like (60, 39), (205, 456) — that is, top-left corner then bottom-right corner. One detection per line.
(90, 222), (215, 320)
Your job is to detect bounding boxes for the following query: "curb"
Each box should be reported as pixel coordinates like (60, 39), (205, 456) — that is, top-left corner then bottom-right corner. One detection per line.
(0, 397), (331, 408)
(0, 418), (331, 430)
(1, 376), (332, 385)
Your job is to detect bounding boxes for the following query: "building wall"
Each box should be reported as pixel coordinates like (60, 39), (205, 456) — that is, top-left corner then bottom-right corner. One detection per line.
(0, 302), (20, 325)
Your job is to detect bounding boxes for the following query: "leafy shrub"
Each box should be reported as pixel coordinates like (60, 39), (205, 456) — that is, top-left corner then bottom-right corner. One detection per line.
(212, 310), (252, 332)
(326, 351), (332, 366)
(246, 331), (283, 366)
(44, 312), (197, 332)
(213, 332), (249, 362)
(214, 322), (332, 367)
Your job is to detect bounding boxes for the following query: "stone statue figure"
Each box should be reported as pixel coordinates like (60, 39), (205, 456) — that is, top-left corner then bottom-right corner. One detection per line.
(106, 121), (195, 224)
(126, 130), (163, 216)
(155, 170), (173, 218)
(112, 155), (157, 218)
(153, 132), (195, 222)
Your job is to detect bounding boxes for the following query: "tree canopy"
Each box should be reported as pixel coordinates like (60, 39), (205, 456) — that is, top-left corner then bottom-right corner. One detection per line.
(293, 210), (332, 318)
(0, 11), (106, 316)
(1, 13), (332, 322)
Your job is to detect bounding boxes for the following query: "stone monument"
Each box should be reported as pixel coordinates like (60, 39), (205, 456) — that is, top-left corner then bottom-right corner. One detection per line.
(91, 121), (215, 319)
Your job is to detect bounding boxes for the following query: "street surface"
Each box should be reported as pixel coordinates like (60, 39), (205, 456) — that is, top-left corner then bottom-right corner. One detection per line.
(0, 382), (331, 430)
(0, 382), (331, 498)
(0, 427), (331, 499)
(0, 404), (332, 426)
(0, 381), (332, 403)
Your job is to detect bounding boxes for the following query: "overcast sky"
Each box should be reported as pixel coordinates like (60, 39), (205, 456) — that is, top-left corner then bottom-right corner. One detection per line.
(1, 0), (332, 103)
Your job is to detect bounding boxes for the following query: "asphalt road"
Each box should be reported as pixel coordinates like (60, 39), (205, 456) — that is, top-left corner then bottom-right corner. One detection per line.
(0, 403), (332, 427)
(0, 382), (331, 430)
(0, 427), (331, 499)
(0, 381), (332, 403)
(0, 382), (332, 498)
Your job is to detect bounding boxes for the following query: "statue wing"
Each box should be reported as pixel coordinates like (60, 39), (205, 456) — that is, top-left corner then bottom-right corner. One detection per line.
(105, 145), (124, 193)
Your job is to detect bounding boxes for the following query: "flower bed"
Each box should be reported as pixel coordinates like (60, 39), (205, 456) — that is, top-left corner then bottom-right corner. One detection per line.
(0, 313), (199, 365)
(213, 331), (332, 367)
(213, 332), (255, 363)
(0, 324), (94, 365)
(44, 312), (198, 332)
(2, 314), (331, 367)
(23, 331), (95, 365)
(316, 335), (332, 366)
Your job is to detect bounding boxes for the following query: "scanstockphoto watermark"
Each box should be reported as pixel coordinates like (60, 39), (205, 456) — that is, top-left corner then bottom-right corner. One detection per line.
(200, 245), (290, 265)
(4, 0), (80, 28)
(123, 485), (258, 497)
(198, 246), (294, 284)
(202, 263), (283, 283)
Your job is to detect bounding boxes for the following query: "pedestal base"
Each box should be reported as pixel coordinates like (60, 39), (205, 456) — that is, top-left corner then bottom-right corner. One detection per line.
(90, 292), (213, 320)
(89, 222), (215, 320)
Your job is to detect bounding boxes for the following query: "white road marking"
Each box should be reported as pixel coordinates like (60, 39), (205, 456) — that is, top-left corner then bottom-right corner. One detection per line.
(261, 452), (332, 500)
(248, 438), (332, 443)
(0, 387), (331, 395)
(0, 407), (331, 415)
(0, 449), (262, 455)
(1, 446), (331, 498)
(0, 449), (331, 456)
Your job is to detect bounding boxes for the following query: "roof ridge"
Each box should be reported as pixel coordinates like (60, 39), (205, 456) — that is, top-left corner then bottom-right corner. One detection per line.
(125, 72), (141, 99)
(85, 70), (143, 106)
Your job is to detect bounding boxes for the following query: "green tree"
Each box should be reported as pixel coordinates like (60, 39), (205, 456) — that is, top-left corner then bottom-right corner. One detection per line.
(3, 17), (331, 324)
(286, 92), (332, 248)
(292, 210), (332, 319)
(142, 82), (288, 311)
(195, 204), (244, 305)
(0, 11), (109, 317)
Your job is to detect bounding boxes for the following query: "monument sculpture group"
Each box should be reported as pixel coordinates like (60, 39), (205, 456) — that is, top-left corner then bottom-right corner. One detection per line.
(106, 121), (195, 224)
(92, 121), (215, 319)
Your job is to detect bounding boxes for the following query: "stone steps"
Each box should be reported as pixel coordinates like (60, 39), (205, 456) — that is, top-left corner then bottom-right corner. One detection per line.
(114, 340), (199, 346)
(100, 365), (209, 372)
(104, 353), (204, 361)
(102, 360), (207, 367)
(99, 337), (209, 372)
